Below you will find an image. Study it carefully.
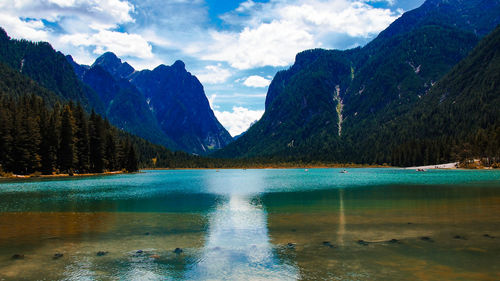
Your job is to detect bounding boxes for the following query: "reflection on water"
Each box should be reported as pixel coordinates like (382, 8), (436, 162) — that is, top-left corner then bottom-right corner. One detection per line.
(338, 189), (345, 246)
(187, 169), (298, 280)
(186, 195), (297, 280)
(1, 169), (500, 280)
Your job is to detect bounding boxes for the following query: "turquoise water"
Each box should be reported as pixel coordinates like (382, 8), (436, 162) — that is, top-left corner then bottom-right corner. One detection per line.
(1, 168), (500, 280)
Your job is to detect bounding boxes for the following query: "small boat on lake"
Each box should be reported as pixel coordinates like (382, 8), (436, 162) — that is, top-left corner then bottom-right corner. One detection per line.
(416, 168), (427, 172)
(340, 169), (348, 174)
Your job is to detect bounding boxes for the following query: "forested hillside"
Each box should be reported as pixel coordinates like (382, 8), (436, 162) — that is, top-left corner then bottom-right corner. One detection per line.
(216, 0), (500, 167)
(0, 94), (139, 175)
(384, 24), (500, 167)
(0, 28), (103, 113)
(0, 55), (224, 174)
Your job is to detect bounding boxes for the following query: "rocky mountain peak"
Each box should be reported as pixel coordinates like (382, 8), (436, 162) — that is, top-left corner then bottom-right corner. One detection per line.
(93, 52), (135, 79)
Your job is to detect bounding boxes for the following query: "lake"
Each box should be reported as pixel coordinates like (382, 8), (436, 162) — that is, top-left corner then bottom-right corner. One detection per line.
(1, 168), (499, 280)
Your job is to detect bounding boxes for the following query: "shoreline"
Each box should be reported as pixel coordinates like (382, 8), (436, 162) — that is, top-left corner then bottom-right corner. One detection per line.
(145, 164), (392, 170)
(403, 162), (459, 170)
(0, 171), (127, 181)
(2, 162), (497, 181)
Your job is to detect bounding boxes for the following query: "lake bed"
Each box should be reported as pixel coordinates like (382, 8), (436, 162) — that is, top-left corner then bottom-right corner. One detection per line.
(1, 169), (499, 280)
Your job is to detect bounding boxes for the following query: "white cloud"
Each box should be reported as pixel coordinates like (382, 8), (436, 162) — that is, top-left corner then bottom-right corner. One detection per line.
(198, 20), (316, 69)
(208, 94), (219, 109)
(0, 15), (48, 42)
(196, 64), (232, 84)
(0, 0), (134, 30)
(214, 106), (264, 136)
(60, 30), (153, 59)
(0, 0), (151, 66)
(364, 0), (395, 6)
(243, 75), (271, 88)
(187, 0), (401, 69)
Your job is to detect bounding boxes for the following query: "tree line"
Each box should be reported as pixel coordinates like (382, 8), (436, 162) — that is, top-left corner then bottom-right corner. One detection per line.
(0, 94), (138, 175)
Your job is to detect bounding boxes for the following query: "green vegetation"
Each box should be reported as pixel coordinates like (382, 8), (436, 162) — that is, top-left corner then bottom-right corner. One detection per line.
(0, 94), (139, 175)
(216, 1), (500, 168)
(0, 28), (104, 113)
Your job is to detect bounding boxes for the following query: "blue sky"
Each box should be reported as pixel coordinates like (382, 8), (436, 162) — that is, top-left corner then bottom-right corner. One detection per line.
(0, 0), (424, 136)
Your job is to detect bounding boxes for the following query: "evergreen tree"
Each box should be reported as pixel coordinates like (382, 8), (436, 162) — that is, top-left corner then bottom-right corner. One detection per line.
(0, 100), (13, 172)
(39, 106), (58, 174)
(126, 142), (139, 172)
(104, 131), (117, 171)
(59, 105), (77, 173)
(89, 110), (105, 172)
(74, 103), (90, 172)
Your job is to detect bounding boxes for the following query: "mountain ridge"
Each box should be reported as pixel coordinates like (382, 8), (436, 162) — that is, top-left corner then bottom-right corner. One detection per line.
(77, 51), (233, 154)
(215, 0), (500, 166)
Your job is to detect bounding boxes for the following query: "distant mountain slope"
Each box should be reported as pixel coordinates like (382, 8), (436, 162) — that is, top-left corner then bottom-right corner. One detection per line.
(67, 56), (178, 149)
(0, 62), (59, 105)
(129, 61), (233, 154)
(384, 24), (500, 166)
(71, 51), (232, 154)
(216, 0), (500, 165)
(0, 28), (104, 113)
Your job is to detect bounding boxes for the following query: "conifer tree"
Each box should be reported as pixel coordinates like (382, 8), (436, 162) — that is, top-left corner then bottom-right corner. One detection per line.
(0, 100), (13, 171)
(126, 142), (139, 172)
(59, 105), (77, 173)
(74, 103), (90, 172)
(89, 110), (105, 172)
(39, 106), (58, 174)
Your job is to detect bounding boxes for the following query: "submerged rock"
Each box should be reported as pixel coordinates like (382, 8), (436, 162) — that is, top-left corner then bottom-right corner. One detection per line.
(387, 239), (400, 244)
(420, 236), (433, 242)
(96, 251), (108, 256)
(483, 234), (495, 239)
(357, 240), (369, 246)
(11, 254), (24, 260)
(453, 235), (467, 240)
(322, 241), (335, 248)
(53, 253), (64, 259)
(287, 242), (296, 249)
(173, 248), (183, 254)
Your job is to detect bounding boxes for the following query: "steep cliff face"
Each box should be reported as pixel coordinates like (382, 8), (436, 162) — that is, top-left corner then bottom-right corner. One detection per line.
(216, 0), (500, 164)
(92, 52), (134, 79)
(76, 61), (177, 149)
(83, 52), (231, 154)
(130, 61), (232, 154)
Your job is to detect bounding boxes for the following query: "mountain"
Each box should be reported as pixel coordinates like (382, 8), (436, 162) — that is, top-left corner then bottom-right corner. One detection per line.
(66, 55), (178, 149)
(385, 24), (500, 167)
(0, 28), (104, 113)
(67, 51), (231, 154)
(216, 0), (500, 165)
(0, 27), (228, 154)
(92, 52), (134, 79)
(128, 61), (232, 154)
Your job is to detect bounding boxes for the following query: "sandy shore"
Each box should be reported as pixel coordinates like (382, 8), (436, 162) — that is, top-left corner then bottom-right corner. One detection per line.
(404, 162), (458, 170)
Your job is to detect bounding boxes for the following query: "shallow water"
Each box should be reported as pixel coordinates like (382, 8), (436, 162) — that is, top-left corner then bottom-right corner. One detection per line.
(0, 168), (499, 280)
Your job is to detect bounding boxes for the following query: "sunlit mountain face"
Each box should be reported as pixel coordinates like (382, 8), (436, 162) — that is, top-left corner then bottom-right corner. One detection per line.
(0, 0), (425, 137)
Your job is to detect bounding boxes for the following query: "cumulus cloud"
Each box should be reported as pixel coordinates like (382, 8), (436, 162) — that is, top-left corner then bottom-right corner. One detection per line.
(196, 64), (232, 84)
(208, 94), (219, 109)
(214, 106), (264, 136)
(0, 15), (48, 42)
(0, 0), (153, 65)
(60, 30), (153, 58)
(188, 0), (401, 69)
(0, 0), (134, 32)
(243, 75), (271, 88)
